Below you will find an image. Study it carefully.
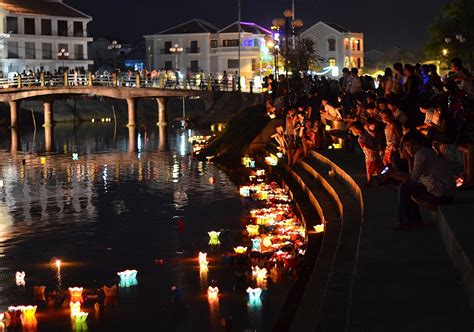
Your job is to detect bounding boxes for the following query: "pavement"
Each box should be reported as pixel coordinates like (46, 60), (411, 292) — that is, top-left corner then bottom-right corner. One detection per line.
(322, 149), (474, 332)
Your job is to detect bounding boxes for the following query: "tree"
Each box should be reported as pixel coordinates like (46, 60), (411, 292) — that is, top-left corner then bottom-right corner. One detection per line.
(281, 38), (323, 74)
(425, 0), (474, 70)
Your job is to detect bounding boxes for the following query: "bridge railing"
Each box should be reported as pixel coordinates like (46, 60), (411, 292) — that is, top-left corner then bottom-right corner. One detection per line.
(0, 73), (262, 93)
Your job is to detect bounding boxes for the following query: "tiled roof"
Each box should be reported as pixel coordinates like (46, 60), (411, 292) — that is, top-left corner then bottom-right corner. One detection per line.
(219, 21), (271, 35)
(323, 22), (349, 33)
(0, 0), (90, 18)
(158, 19), (219, 34)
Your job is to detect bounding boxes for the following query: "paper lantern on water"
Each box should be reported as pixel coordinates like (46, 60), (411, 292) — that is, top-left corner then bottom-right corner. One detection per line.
(70, 302), (81, 317)
(68, 287), (83, 298)
(198, 252), (208, 265)
(102, 285), (118, 297)
(314, 224), (325, 233)
(247, 225), (259, 237)
(239, 186), (250, 197)
(262, 237), (273, 248)
(251, 266), (267, 279)
(233, 246), (247, 255)
(208, 231), (220, 245)
(251, 238), (261, 252)
(21, 306), (36, 320)
(117, 270), (138, 281)
(15, 271), (25, 286)
(207, 286), (219, 300)
(40, 157), (46, 164)
(246, 287), (262, 301)
(33, 286), (46, 296)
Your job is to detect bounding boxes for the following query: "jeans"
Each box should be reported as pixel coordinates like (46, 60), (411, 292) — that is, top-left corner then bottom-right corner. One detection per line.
(398, 180), (446, 225)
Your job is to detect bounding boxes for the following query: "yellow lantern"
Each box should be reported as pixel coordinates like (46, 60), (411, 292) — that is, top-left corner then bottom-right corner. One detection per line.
(208, 231), (220, 245)
(40, 157), (46, 164)
(207, 286), (219, 301)
(233, 246), (247, 254)
(246, 225), (259, 237)
(314, 224), (325, 233)
(21, 305), (37, 320)
(262, 237), (273, 248)
(68, 287), (83, 298)
(70, 301), (81, 317)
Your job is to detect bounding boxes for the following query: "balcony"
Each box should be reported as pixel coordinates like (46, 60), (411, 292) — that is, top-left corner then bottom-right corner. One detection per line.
(186, 47), (200, 54)
(211, 46), (260, 54)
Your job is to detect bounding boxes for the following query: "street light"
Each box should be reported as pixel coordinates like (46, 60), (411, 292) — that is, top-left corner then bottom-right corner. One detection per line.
(57, 48), (70, 71)
(272, 9), (303, 79)
(108, 40), (122, 71)
(265, 34), (280, 77)
(169, 43), (183, 86)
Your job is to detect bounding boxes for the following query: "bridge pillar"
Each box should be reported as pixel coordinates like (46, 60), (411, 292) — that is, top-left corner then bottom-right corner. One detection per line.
(44, 125), (54, 152)
(156, 97), (167, 126)
(126, 98), (137, 127)
(63, 72), (69, 86)
(43, 100), (54, 127)
(158, 123), (168, 151)
(11, 127), (20, 153)
(40, 72), (45, 86)
(128, 126), (137, 153)
(9, 100), (19, 128)
(88, 72), (93, 86)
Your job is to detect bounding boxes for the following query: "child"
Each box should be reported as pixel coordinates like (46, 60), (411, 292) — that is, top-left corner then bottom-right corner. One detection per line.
(349, 121), (383, 185)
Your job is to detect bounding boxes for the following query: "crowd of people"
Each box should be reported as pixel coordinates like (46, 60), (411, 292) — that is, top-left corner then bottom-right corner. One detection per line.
(267, 57), (474, 230)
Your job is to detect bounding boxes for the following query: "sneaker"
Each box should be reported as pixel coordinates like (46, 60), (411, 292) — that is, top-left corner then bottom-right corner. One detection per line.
(410, 195), (437, 211)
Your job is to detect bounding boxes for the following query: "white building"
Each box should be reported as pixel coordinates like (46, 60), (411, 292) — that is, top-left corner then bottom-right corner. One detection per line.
(0, 0), (93, 76)
(144, 19), (271, 79)
(302, 21), (364, 77)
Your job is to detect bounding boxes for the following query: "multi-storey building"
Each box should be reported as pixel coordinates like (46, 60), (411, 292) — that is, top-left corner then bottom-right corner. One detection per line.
(0, 0), (93, 76)
(302, 21), (364, 77)
(144, 19), (271, 80)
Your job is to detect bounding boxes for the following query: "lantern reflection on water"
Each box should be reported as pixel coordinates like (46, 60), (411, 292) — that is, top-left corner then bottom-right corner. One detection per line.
(33, 286), (46, 296)
(71, 311), (88, 323)
(208, 231), (220, 245)
(246, 287), (263, 304)
(102, 285), (118, 297)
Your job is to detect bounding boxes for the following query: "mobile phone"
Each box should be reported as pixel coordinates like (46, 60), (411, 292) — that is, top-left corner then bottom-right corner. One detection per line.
(381, 166), (390, 175)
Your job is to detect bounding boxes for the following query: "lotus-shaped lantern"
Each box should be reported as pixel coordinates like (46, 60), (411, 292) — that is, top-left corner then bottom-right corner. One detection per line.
(208, 231), (220, 245)
(207, 286), (219, 301)
(246, 225), (259, 237)
(15, 271), (25, 286)
(198, 252), (208, 265)
(233, 246), (247, 254)
(246, 287), (262, 301)
(21, 305), (36, 320)
(251, 238), (261, 252)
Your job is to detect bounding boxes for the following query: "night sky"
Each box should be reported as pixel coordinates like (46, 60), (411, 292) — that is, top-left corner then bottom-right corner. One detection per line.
(66, 0), (448, 51)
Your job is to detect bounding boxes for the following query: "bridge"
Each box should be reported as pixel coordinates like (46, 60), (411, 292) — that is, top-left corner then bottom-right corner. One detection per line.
(0, 73), (260, 129)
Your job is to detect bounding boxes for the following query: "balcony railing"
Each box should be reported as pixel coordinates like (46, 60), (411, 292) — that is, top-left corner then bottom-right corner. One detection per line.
(186, 47), (201, 54)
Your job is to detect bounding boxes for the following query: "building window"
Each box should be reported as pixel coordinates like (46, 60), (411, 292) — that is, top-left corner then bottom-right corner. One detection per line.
(227, 59), (239, 69)
(163, 41), (172, 54)
(328, 58), (336, 67)
(73, 21), (83, 37)
(25, 42), (36, 59)
(351, 39), (356, 51)
(190, 60), (199, 72)
(42, 43), (53, 59)
(211, 39), (218, 48)
(24, 18), (35, 35)
(6, 17), (18, 34)
(356, 40), (361, 51)
(327, 39), (336, 52)
(357, 57), (361, 69)
(7, 41), (19, 58)
(58, 20), (68, 36)
(188, 40), (199, 53)
(74, 44), (84, 60)
(223, 39), (239, 47)
(344, 38), (348, 51)
(41, 19), (52, 35)
(164, 61), (172, 70)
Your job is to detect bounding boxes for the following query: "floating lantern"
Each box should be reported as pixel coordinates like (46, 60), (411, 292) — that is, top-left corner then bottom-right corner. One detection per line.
(246, 287), (262, 301)
(40, 157), (46, 164)
(72, 153), (79, 161)
(15, 271), (25, 286)
(332, 143), (342, 149)
(21, 306), (36, 320)
(262, 237), (273, 248)
(55, 259), (61, 268)
(207, 286), (219, 300)
(72, 311), (88, 323)
(102, 285), (118, 297)
(325, 125), (331, 131)
(33, 286), (46, 295)
(239, 186), (251, 197)
(314, 224), (325, 233)
(233, 246), (247, 254)
(246, 225), (259, 237)
(276, 152), (284, 158)
(264, 154), (278, 166)
(198, 252), (208, 265)
(256, 169), (265, 177)
(70, 302), (81, 317)
(251, 238), (261, 252)
(117, 270), (138, 287)
(242, 157), (255, 168)
(252, 266), (267, 279)
(68, 287), (83, 298)
(208, 231), (220, 245)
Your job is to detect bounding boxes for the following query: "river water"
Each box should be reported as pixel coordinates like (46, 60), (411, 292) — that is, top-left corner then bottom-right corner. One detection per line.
(0, 123), (292, 331)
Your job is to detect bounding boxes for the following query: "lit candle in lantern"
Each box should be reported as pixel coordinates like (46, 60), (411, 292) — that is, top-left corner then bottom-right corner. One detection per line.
(247, 225), (259, 237)
(251, 238), (261, 252)
(208, 231), (220, 245)
(314, 224), (325, 233)
(207, 286), (219, 301)
(15, 271), (25, 286)
(233, 246), (247, 254)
